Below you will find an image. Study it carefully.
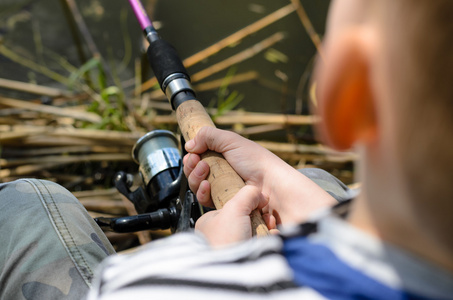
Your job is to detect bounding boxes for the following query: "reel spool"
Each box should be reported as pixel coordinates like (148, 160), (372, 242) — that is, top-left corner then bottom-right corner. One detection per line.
(116, 130), (182, 214)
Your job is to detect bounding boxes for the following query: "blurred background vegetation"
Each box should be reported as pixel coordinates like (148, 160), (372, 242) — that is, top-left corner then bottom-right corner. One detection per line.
(1, 0), (329, 122)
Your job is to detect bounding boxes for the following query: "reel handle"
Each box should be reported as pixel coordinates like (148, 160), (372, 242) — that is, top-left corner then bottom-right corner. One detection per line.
(177, 100), (269, 237)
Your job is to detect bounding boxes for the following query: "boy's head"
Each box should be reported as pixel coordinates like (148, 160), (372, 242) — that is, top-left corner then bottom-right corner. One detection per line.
(314, 0), (453, 249)
(376, 0), (453, 237)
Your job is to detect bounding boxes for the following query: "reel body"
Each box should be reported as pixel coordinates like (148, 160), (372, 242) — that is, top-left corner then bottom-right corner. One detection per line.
(95, 130), (201, 233)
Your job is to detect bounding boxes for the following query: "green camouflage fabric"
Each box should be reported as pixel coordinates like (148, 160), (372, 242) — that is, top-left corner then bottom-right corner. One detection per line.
(0, 179), (115, 300)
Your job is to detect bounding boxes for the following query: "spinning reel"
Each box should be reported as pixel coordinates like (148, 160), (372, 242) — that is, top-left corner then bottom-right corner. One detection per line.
(95, 130), (202, 233)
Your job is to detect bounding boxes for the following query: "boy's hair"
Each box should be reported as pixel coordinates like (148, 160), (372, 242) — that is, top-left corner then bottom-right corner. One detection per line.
(379, 0), (453, 243)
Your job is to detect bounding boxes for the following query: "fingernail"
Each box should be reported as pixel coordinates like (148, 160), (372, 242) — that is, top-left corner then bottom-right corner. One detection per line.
(183, 154), (190, 165)
(185, 139), (195, 151)
(194, 165), (206, 177)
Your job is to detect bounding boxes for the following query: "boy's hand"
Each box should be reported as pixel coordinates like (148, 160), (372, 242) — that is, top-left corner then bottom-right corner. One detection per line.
(183, 127), (337, 226)
(183, 127), (273, 208)
(195, 185), (276, 247)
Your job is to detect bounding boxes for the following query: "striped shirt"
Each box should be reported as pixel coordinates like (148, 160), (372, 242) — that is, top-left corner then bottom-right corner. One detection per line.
(87, 205), (453, 299)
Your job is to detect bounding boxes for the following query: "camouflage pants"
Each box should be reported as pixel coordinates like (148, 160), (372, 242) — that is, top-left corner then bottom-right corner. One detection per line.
(0, 179), (115, 300)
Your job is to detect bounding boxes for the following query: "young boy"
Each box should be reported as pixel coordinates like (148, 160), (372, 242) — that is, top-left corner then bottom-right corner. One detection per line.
(1, 0), (452, 299)
(86, 0), (453, 298)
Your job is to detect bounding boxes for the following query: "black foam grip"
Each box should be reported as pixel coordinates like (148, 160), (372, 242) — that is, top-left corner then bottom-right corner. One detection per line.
(147, 39), (190, 90)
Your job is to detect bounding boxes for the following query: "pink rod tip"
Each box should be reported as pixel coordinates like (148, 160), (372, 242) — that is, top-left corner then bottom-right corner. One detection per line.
(128, 0), (153, 30)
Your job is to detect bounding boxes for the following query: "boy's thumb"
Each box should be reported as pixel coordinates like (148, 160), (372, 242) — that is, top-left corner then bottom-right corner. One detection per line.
(185, 127), (216, 153)
(185, 139), (196, 151)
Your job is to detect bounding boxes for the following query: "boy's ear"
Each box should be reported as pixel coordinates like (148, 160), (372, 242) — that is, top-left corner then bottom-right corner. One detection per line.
(314, 33), (377, 151)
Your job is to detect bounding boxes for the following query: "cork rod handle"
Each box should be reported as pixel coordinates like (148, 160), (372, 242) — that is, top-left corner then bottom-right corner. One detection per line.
(176, 100), (269, 236)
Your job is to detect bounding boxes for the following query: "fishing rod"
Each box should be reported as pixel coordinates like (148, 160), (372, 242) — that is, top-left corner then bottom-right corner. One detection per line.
(128, 0), (269, 236)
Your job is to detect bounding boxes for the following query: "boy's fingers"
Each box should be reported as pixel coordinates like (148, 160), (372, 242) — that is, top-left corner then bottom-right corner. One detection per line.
(182, 153), (190, 166)
(183, 152), (213, 206)
(185, 127), (227, 154)
(196, 180), (214, 208)
(187, 160), (210, 194)
(257, 192), (270, 210)
(269, 229), (280, 235)
(262, 213), (277, 230)
(183, 153), (200, 178)
(226, 185), (265, 216)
